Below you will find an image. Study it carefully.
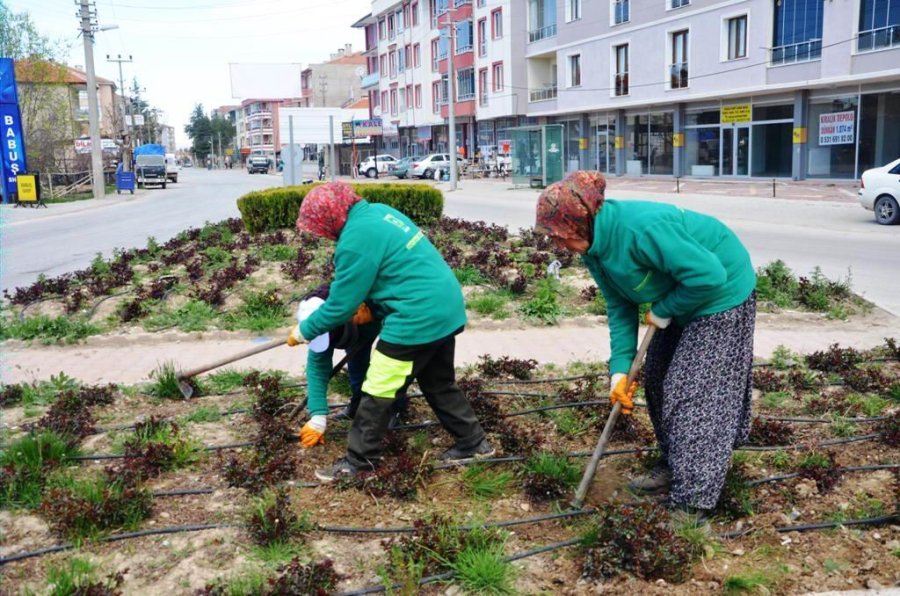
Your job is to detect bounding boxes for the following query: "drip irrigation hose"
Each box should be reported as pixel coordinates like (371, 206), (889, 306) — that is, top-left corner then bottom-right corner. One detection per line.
(152, 488), (215, 497)
(760, 415), (888, 424)
(87, 289), (135, 319)
(739, 433), (881, 451)
(747, 463), (900, 487)
(316, 509), (594, 535)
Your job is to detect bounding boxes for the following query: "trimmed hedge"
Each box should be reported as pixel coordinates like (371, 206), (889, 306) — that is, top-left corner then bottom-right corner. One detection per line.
(236, 183), (444, 233)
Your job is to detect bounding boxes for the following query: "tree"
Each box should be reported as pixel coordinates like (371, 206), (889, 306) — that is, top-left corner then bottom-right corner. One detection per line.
(184, 104), (213, 161)
(210, 115), (236, 154)
(129, 78), (162, 146)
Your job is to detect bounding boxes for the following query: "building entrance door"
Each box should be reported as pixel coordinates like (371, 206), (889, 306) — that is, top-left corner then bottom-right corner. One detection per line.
(596, 130), (615, 174)
(721, 126), (750, 176)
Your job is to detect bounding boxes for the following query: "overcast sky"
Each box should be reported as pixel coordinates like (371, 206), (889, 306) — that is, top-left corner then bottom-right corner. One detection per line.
(12, 0), (371, 148)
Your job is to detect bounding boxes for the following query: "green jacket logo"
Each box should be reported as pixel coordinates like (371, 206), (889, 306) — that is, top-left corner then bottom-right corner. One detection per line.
(383, 214), (410, 233)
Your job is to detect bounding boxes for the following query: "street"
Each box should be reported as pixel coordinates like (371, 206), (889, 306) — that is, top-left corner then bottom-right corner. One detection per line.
(2, 170), (899, 316)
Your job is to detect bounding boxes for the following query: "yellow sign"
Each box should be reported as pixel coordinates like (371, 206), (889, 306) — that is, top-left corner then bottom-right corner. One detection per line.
(614, 136), (625, 150)
(673, 133), (685, 148)
(792, 127), (808, 144)
(16, 173), (38, 202)
(225, 147), (234, 156)
(578, 137), (589, 150)
(721, 104), (752, 124)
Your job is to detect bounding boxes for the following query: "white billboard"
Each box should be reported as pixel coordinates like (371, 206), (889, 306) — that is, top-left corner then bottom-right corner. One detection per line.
(278, 107), (370, 145)
(229, 63), (303, 99)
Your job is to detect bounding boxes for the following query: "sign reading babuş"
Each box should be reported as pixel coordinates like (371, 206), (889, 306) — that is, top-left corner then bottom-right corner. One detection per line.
(0, 58), (28, 202)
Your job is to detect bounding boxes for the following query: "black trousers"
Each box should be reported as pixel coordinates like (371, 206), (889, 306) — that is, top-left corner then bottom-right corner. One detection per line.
(345, 328), (485, 468)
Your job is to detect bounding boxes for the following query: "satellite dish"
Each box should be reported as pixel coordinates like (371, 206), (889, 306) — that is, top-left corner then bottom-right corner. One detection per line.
(355, 66), (366, 77)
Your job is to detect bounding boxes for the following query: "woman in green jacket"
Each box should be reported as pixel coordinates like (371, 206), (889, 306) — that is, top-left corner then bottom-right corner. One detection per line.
(535, 171), (757, 516)
(293, 182), (493, 482)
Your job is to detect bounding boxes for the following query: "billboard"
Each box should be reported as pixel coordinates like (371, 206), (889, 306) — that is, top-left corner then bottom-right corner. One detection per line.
(278, 107), (371, 145)
(229, 63), (303, 99)
(0, 58), (28, 202)
(818, 111), (855, 146)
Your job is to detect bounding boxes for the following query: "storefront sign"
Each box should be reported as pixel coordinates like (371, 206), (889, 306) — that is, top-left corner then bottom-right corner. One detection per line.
(341, 121), (354, 141)
(792, 127), (808, 144)
(673, 133), (685, 148)
(578, 137), (589, 150)
(818, 111), (855, 146)
(352, 119), (383, 137)
(721, 104), (752, 124)
(0, 58), (28, 202)
(498, 139), (511, 154)
(417, 126), (432, 141)
(382, 121), (399, 137)
(15, 172), (39, 202)
(614, 136), (624, 150)
(74, 137), (118, 153)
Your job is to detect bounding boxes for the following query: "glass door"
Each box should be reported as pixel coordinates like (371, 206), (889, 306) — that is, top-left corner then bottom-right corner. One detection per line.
(721, 125), (750, 176)
(596, 129), (615, 174)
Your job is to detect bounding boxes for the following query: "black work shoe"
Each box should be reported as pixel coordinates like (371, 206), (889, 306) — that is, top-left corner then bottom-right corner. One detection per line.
(330, 407), (354, 422)
(314, 457), (358, 483)
(438, 439), (496, 463)
(666, 501), (711, 528)
(627, 462), (672, 495)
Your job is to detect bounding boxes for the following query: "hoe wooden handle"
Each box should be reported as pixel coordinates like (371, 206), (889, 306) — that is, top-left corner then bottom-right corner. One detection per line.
(176, 337), (287, 381)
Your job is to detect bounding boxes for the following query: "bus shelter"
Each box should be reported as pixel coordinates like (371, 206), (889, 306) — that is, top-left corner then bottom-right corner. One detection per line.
(509, 124), (565, 188)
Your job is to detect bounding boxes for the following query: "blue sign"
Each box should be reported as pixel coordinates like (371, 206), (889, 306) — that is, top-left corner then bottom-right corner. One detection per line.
(0, 58), (28, 203)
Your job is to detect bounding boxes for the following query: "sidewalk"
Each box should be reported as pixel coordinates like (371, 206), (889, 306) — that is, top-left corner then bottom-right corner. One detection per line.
(1, 310), (894, 385)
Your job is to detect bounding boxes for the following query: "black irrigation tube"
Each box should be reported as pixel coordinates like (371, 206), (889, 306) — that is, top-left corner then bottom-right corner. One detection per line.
(739, 433), (881, 451)
(747, 463), (900, 487)
(152, 488), (214, 497)
(760, 414), (889, 424)
(317, 509), (594, 535)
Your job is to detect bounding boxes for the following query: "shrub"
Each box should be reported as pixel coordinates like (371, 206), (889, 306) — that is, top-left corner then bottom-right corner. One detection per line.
(236, 183), (443, 233)
(339, 454), (432, 500)
(805, 343), (864, 373)
(580, 502), (697, 583)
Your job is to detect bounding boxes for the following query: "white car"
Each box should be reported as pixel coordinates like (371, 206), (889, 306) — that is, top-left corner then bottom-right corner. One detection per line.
(858, 157), (900, 225)
(410, 153), (450, 179)
(358, 154), (397, 178)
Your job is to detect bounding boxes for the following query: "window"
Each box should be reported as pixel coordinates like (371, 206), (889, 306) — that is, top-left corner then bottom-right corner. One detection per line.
(456, 20), (473, 53)
(529, 0), (557, 42)
(441, 75), (449, 105)
(568, 54), (581, 87)
(372, 90), (380, 108)
(415, 84), (422, 108)
(398, 48), (406, 72)
(438, 27), (450, 59)
(378, 18), (386, 39)
(413, 43), (421, 67)
(670, 30), (689, 88)
(858, 0), (900, 51)
(411, 1), (419, 26)
(380, 54), (387, 77)
(432, 0), (449, 27)
(478, 0), (487, 5)
(613, 0), (629, 24)
(772, 0), (824, 64)
(727, 15), (748, 59)
(396, 8), (404, 32)
(457, 68), (475, 100)
(399, 87), (406, 111)
(390, 88), (398, 115)
(478, 18), (487, 56)
(404, 4), (411, 28)
(614, 44), (629, 95)
(566, 0), (582, 22)
(381, 90), (388, 110)
(479, 68), (488, 105)
(492, 62), (504, 92)
(432, 81), (442, 112)
(670, 0), (689, 8)
(431, 39), (439, 70)
(388, 13), (396, 39)
(390, 50), (398, 77)
(491, 9), (503, 38)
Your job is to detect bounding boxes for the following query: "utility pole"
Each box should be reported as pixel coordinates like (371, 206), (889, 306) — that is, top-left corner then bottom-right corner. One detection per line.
(78, 0), (105, 199)
(317, 74), (328, 107)
(444, 15), (458, 191)
(218, 131), (223, 167)
(107, 54), (132, 171)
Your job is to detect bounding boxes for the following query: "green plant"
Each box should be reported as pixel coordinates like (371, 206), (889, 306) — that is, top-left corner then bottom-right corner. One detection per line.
(181, 405), (223, 424)
(0, 315), (101, 344)
(769, 345), (800, 370)
(548, 409), (593, 436)
(203, 246), (232, 271)
(198, 568), (271, 596)
(467, 290), (511, 319)
(454, 266), (488, 286)
(518, 277), (561, 325)
(449, 543), (517, 595)
(716, 461), (755, 519)
(205, 369), (253, 394)
(829, 415), (858, 438)
(520, 453), (580, 502)
(768, 450), (793, 471)
(755, 260), (798, 308)
(462, 464), (514, 499)
(0, 431), (73, 508)
(246, 489), (312, 547)
(45, 557), (126, 596)
(761, 391), (793, 410)
(148, 361), (202, 399)
(258, 244), (298, 262)
(724, 567), (786, 594)
(223, 289), (286, 332)
(144, 299), (217, 332)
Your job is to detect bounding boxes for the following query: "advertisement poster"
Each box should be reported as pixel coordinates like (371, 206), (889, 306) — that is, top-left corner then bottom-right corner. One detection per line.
(0, 58), (28, 201)
(818, 111), (855, 146)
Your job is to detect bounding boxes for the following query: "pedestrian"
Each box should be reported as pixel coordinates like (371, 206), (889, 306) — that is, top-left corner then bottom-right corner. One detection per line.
(290, 284), (409, 448)
(534, 170), (757, 520)
(292, 182), (493, 481)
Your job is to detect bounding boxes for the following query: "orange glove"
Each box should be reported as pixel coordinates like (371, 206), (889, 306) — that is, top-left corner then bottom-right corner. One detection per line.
(299, 415), (327, 448)
(287, 325), (304, 347)
(610, 373), (638, 416)
(352, 303), (374, 326)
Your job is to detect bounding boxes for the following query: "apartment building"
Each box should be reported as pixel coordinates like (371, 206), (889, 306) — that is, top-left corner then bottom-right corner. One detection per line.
(353, 0), (530, 159)
(524, 0), (899, 180)
(298, 45), (368, 108)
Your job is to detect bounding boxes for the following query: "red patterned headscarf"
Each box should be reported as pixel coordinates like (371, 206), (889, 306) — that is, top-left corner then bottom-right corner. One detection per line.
(296, 182), (363, 241)
(535, 170), (607, 243)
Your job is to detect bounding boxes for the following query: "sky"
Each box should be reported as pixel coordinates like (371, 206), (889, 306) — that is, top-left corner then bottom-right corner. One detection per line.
(11, 0), (372, 148)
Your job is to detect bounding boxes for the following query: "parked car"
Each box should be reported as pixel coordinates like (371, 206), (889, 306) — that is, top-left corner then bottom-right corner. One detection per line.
(858, 157), (900, 225)
(182, 159), (193, 168)
(165, 153), (179, 183)
(410, 153), (450, 179)
(247, 156), (271, 174)
(358, 154), (398, 178)
(389, 157), (414, 179)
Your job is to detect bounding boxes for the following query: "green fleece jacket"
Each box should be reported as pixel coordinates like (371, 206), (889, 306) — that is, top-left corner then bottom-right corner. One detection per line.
(305, 320), (380, 416)
(300, 201), (466, 346)
(582, 200), (756, 376)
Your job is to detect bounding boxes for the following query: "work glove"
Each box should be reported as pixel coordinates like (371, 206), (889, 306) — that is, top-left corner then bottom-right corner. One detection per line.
(644, 309), (671, 329)
(609, 373), (638, 416)
(299, 415), (327, 448)
(352, 303), (374, 326)
(287, 324), (304, 347)
(295, 297), (329, 352)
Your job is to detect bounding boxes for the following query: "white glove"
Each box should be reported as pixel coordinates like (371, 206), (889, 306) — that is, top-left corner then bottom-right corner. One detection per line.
(307, 415), (327, 432)
(644, 310), (671, 329)
(296, 297), (330, 352)
(610, 373), (627, 392)
(299, 415), (327, 448)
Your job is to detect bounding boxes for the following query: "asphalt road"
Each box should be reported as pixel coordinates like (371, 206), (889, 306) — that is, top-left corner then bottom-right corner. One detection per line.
(2, 170), (898, 316)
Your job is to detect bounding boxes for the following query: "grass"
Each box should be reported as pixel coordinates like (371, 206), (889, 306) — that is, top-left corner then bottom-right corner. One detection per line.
(521, 453), (581, 489)
(181, 404), (223, 424)
(259, 244), (298, 262)
(449, 543), (517, 595)
(467, 290), (512, 319)
(518, 277), (562, 325)
(829, 416), (858, 438)
(147, 361), (200, 399)
(204, 369), (254, 394)
(251, 541), (306, 564)
(144, 299), (217, 332)
(674, 518), (722, 559)
(847, 393), (891, 416)
(827, 494), (886, 522)
(761, 391), (793, 409)
(112, 419), (202, 468)
(200, 567), (270, 596)
(0, 315), (102, 344)
(330, 371), (353, 397)
(44, 183), (117, 203)
(548, 409), (594, 436)
(454, 266), (488, 286)
(461, 464), (514, 499)
(767, 450), (793, 471)
(43, 556), (124, 595)
(222, 290), (287, 332)
(723, 567), (786, 594)
(0, 431), (73, 509)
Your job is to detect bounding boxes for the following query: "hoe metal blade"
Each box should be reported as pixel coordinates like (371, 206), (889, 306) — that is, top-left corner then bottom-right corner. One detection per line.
(176, 375), (194, 399)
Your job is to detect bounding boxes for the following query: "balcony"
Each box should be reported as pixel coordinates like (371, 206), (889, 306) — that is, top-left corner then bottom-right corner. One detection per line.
(857, 25), (900, 52)
(247, 110), (272, 119)
(529, 85), (557, 102)
(528, 24), (556, 43)
(770, 39), (821, 65)
(669, 62), (688, 88)
(361, 72), (380, 88)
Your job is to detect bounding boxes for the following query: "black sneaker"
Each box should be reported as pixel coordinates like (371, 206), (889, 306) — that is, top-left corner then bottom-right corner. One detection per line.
(314, 457), (358, 483)
(627, 462), (672, 496)
(438, 439), (496, 463)
(330, 407), (354, 422)
(666, 501), (711, 528)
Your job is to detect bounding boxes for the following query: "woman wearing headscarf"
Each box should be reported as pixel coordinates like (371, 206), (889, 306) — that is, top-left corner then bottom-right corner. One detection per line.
(292, 182), (493, 481)
(535, 171), (757, 517)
